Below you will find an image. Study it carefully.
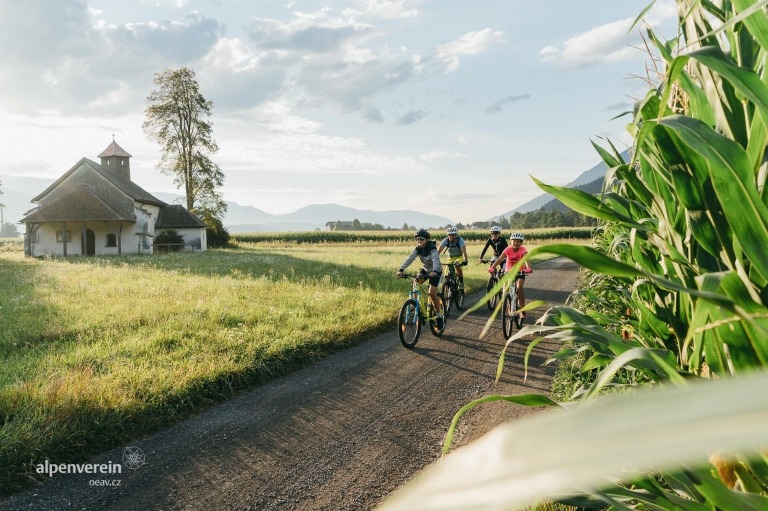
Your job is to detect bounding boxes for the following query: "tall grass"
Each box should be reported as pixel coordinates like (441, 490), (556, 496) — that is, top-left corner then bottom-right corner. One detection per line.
(0, 241), (508, 495)
(381, 1), (768, 510)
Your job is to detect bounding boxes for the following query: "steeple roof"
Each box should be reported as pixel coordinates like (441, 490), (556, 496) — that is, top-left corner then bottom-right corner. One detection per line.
(98, 137), (132, 158)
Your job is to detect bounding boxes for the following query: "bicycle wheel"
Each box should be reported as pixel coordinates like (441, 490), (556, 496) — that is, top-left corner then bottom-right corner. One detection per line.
(514, 298), (524, 330)
(486, 276), (498, 311)
(442, 281), (453, 316)
(428, 293), (446, 337)
(502, 294), (514, 340)
(398, 299), (421, 348)
(456, 284), (465, 310)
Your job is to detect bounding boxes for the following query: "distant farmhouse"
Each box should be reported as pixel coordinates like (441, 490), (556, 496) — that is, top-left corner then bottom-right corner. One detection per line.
(325, 221), (354, 231)
(21, 139), (207, 257)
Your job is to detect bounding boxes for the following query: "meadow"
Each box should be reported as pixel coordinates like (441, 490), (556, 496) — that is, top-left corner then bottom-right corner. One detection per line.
(0, 230), (575, 495)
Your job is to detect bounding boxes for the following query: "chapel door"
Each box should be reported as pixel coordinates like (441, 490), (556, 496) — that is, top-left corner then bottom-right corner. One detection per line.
(85, 229), (96, 256)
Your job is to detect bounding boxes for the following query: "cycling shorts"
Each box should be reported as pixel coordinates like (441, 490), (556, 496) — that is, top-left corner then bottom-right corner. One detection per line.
(417, 269), (442, 287)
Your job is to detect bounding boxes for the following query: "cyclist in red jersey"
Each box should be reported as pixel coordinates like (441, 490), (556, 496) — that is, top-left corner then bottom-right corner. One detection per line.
(488, 232), (531, 316)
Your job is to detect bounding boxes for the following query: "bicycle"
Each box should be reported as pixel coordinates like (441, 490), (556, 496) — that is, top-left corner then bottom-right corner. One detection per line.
(480, 259), (504, 311)
(441, 262), (465, 315)
(501, 268), (532, 340)
(397, 273), (446, 348)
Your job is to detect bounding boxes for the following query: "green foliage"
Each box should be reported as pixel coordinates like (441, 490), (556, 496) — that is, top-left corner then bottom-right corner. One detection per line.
(203, 215), (231, 248)
(0, 222), (20, 238)
(143, 67), (227, 223)
(470, 209), (598, 230)
(154, 229), (185, 252)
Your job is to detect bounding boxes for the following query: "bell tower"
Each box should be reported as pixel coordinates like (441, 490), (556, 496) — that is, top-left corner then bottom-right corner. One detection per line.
(98, 135), (132, 181)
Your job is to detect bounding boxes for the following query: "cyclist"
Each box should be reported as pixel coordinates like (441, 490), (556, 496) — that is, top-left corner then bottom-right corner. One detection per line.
(488, 232), (531, 316)
(478, 225), (508, 269)
(438, 226), (468, 290)
(397, 228), (445, 329)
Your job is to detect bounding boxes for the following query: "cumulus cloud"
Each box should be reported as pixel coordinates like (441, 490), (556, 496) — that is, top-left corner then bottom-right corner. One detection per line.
(246, 10), (376, 53)
(437, 28), (505, 72)
(0, 1), (502, 124)
(485, 94), (531, 114)
(0, 1), (224, 115)
(541, 0), (675, 69)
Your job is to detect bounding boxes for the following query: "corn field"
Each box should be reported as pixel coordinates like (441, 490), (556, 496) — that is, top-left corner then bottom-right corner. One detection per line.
(381, 1), (768, 510)
(232, 227), (593, 245)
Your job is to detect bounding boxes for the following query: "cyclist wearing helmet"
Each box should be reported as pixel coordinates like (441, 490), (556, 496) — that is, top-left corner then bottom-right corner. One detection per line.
(489, 232), (531, 316)
(478, 225), (509, 268)
(438, 226), (469, 290)
(397, 229), (445, 329)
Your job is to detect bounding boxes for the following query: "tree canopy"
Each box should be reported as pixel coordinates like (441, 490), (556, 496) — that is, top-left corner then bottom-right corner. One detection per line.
(143, 67), (226, 222)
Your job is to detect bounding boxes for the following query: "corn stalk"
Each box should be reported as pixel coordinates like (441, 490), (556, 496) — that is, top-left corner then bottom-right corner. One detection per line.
(380, 1), (768, 509)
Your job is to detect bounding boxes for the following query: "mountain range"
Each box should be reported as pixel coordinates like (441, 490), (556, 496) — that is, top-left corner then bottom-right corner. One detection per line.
(497, 148), (630, 218)
(0, 150), (623, 233)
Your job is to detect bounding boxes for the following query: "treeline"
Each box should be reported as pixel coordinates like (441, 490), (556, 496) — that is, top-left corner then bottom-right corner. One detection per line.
(462, 209), (598, 231)
(329, 219), (386, 231)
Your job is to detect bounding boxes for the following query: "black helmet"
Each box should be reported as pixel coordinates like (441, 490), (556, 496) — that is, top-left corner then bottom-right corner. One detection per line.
(414, 228), (430, 239)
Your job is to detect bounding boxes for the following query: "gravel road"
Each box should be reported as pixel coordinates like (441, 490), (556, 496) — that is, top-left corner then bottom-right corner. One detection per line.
(0, 257), (580, 511)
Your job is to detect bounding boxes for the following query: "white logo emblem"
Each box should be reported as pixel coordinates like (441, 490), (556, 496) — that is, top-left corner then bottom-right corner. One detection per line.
(122, 447), (146, 470)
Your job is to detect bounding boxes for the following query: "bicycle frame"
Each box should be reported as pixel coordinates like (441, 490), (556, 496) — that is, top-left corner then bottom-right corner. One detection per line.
(397, 274), (446, 348)
(501, 270), (527, 339)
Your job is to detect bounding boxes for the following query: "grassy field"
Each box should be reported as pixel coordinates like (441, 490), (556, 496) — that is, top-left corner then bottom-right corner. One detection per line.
(0, 234), (580, 495)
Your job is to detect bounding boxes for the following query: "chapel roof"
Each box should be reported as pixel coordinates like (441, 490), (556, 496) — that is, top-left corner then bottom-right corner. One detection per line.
(156, 204), (207, 229)
(98, 138), (132, 158)
(31, 158), (165, 207)
(21, 185), (136, 223)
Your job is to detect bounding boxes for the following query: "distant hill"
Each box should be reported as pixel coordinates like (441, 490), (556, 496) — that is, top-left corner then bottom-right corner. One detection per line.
(495, 148), (630, 218)
(0, 175), (56, 227)
(538, 177), (604, 212)
(1, 180), (454, 233)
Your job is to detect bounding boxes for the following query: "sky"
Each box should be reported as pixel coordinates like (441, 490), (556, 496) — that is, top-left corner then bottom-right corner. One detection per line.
(0, 0), (677, 225)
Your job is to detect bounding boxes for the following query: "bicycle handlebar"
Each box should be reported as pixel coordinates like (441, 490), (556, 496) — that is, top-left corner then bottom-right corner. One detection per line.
(398, 273), (430, 280)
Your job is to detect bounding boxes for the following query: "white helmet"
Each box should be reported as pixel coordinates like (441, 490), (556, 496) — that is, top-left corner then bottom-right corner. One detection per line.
(510, 232), (524, 241)
(446, 226), (458, 235)
(489, 225), (502, 234)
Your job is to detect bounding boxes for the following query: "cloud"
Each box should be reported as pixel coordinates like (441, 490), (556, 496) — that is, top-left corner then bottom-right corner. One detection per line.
(541, 0), (675, 69)
(0, 2), (224, 115)
(343, 0), (422, 20)
(396, 110), (427, 125)
(485, 94), (531, 114)
(246, 10), (375, 53)
(604, 101), (632, 111)
(437, 28), (505, 72)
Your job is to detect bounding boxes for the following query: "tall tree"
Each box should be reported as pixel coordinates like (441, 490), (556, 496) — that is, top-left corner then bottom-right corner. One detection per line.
(143, 67), (226, 220)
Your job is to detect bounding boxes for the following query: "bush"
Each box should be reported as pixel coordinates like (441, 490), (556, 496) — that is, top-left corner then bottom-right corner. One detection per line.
(154, 229), (185, 252)
(205, 217), (230, 248)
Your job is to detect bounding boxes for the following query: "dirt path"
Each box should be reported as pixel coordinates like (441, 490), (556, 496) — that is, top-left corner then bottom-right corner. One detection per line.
(0, 258), (580, 511)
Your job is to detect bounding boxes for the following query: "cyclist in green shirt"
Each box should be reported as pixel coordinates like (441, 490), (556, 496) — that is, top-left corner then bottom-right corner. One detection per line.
(438, 226), (468, 290)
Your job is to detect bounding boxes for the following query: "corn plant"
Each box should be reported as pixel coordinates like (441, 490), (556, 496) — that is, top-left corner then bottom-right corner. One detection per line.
(381, 1), (768, 509)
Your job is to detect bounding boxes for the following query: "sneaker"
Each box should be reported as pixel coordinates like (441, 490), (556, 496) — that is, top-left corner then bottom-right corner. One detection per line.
(436, 315), (444, 330)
